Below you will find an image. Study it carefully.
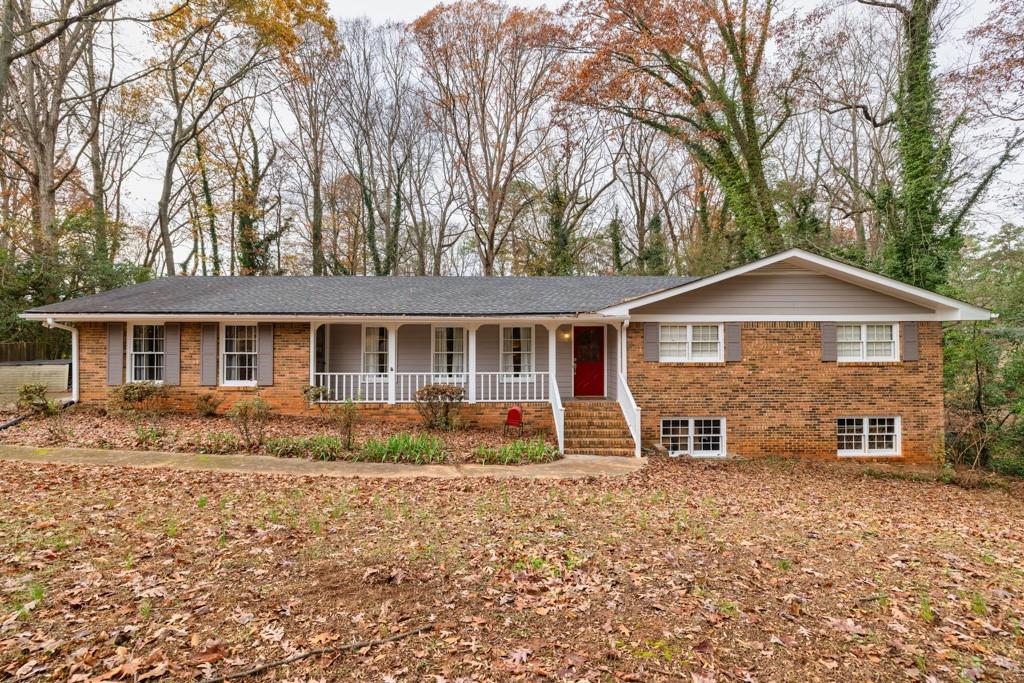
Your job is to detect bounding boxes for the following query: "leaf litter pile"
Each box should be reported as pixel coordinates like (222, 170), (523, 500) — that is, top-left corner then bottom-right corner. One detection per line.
(1, 457), (1022, 682)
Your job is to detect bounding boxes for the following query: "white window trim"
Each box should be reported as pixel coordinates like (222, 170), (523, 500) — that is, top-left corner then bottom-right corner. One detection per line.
(658, 323), (725, 363)
(837, 322), (900, 363)
(220, 322), (259, 387)
(430, 324), (468, 382)
(500, 324), (535, 383)
(660, 417), (727, 458)
(126, 322), (165, 384)
(360, 324), (389, 380)
(837, 416), (902, 457)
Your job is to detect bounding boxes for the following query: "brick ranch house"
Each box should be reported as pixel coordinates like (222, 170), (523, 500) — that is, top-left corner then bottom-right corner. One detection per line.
(22, 249), (992, 463)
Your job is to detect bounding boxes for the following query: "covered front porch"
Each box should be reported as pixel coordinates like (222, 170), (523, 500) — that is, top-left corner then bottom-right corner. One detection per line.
(306, 319), (641, 456)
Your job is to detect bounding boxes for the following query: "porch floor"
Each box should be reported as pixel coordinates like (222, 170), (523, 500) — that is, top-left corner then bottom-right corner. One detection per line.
(0, 445), (646, 480)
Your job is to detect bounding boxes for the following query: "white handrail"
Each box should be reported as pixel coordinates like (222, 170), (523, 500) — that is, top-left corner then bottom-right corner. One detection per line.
(314, 372), (549, 404)
(549, 372), (564, 453)
(617, 372), (642, 458)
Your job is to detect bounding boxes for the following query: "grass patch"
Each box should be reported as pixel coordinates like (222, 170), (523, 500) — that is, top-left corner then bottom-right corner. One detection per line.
(264, 435), (344, 461)
(354, 433), (447, 464)
(471, 438), (559, 465)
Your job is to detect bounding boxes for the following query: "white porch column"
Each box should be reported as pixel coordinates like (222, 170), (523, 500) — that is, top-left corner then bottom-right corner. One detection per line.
(308, 322), (317, 386)
(620, 320), (629, 380)
(467, 325), (478, 403)
(387, 324), (398, 404)
(547, 323), (557, 402)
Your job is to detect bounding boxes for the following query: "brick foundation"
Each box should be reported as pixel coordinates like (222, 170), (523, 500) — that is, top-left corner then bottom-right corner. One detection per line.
(626, 322), (944, 464)
(77, 322), (552, 433)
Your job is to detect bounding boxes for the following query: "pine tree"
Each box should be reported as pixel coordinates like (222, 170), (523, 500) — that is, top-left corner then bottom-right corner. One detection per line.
(637, 214), (669, 275)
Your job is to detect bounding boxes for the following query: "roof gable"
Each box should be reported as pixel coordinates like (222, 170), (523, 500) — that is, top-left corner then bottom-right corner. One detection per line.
(600, 249), (992, 321)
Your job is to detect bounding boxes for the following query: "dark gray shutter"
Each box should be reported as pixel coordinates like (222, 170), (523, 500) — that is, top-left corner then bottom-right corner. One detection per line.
(257, 323), (274, 386)
(820, 322), (837, 362)
(106, 322), (124, 385)
(902, 322), (919, 361)
(643, 323), (660, 362)
(200, 323), (218, 386)
(163, 323), (180, 386)
(725, 322), (742, 362)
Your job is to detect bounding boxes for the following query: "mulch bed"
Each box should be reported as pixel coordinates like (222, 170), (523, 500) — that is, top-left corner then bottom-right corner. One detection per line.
(1, 457), (1022, 681)
(0, 405), (553, 464)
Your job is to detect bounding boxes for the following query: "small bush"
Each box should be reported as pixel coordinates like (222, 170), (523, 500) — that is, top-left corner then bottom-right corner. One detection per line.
(414, 383), (464, 430)
(265, 435), (344, 461)
(16, 383), (53, 415)
(134, 424), (165, 448)
(227, 396), (271, 452)
(43, 401), (70, 443)
(327, 400), (359, 449)
(188, 431), (240, 454)
(303, 384), (330, 407)
(472, 438), (560, 465)
(194, 393), (223, 417)
(356, 433), (447, 464)
(107, 381), (167, 414)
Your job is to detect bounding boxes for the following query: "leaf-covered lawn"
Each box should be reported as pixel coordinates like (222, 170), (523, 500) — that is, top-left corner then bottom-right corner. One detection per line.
(1, 458), (1022, 682)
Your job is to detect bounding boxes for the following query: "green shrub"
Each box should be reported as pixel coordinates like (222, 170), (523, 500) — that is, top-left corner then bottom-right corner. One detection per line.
(356, 433), (447, 464)
(188, 431), (241, 454)
(327, 400), (359, 449)
(264, 435), (344, 461)
(990, 457), (1024, 479)
(134, 424), (165, 448)
(227, 396), (271, 452)
(472, 438), (559, 465)
(414, 383), (465, 430)
(107, 381), (167, 414)
(16, 383), (53, 415)
(194, 393), (223, 417)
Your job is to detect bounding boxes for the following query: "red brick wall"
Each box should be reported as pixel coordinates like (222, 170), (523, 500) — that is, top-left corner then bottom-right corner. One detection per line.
(626, 321), (944, 464)
(76, 322), (552, 432)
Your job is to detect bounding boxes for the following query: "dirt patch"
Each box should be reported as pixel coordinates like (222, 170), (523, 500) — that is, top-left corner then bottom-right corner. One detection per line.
(1, 457), (1022, 681)
(0, 404), (553, 464)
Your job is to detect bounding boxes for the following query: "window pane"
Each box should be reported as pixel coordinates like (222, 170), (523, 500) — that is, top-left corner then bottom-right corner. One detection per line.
(837, 418), (864, 452)
(837, 341), (862, 358)
(363, 327), (388, 374)
(434, 327), (464, 374)
(224, 325), (257, 383)
(131, 325), (164, 381)
(868, 417), (897, 451)
(837, 325), (862, 342)
(693, 419), (722, 453)
(865, 325), (893, 341)
(661, 325), (686, 342)
(661, 419), (690, 455)
(502, 327), (533, 374)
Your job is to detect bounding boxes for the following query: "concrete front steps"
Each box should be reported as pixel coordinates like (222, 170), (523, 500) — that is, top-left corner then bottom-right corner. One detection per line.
(562, 400), (636, 457)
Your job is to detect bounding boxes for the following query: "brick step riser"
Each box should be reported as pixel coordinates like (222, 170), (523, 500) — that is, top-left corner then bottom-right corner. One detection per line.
(564, 449), (636, 457)
(563, 429), (633, 437)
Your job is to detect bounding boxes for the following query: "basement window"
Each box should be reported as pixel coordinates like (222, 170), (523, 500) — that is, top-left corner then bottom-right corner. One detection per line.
(661, 418), (725, 458)
(837, 417), (901, 456)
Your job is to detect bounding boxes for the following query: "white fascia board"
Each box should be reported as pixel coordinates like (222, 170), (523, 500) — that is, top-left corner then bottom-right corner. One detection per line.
(599, 248), (993, 321)
(19, 312), (622, 324)
(630, 313), (958, 322)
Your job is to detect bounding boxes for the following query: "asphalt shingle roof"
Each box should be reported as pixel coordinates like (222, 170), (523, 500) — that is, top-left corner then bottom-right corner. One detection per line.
(25, 275), (699, 317)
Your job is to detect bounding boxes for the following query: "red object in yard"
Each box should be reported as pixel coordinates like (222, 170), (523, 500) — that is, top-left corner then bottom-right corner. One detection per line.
(504, 406), (523, 435)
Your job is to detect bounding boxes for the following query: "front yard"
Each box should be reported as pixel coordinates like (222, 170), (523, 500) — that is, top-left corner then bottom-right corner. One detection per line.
(0, 404), (558, 465)
(1, 457), (1022, 681)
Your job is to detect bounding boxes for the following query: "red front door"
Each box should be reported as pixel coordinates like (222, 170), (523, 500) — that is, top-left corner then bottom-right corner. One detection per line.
(573, 326), (605, 397)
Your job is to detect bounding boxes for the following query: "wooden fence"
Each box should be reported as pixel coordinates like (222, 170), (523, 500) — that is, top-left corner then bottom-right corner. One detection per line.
(0, 341), (66, 363)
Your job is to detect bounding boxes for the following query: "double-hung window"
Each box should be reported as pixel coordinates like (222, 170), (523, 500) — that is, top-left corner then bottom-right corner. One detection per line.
(363, 327), (389, 375)
(837, 323), (898, 362)
(129, 324), (164, 383)
(501, 326), (533, 378)
(433, 326), (465, 380)
(222, 324), (258, 385)
(659, 324), (723, 362)
(837, 417), (900, 456)
(661, 418), (726, 457)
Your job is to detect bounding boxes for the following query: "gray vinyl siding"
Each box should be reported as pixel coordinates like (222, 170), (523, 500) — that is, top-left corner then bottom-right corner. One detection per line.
(555, 324), (572, 397)
(327, 324), (362, 372)
(634, 269), (933, 316)
(606, 325), (617, 400)
(534, 324), (548, 373)
(476, 324), (499, 372)
(397, 324), (431, 372)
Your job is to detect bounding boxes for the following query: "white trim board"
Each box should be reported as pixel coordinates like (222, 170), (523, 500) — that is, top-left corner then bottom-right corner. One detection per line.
(598, 248), (993, 321)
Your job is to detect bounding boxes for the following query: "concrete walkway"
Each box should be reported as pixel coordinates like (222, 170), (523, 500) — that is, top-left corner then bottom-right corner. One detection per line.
(0, 444), (646, 480)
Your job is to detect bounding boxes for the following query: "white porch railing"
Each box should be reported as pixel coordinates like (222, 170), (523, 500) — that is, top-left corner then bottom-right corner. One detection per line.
(314, 371), (550, 403)
(617, 372), (642, 458)
(549, 372), (564, 453)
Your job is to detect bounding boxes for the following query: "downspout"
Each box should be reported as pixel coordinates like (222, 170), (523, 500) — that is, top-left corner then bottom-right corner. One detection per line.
(44, 317), (79, 404)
